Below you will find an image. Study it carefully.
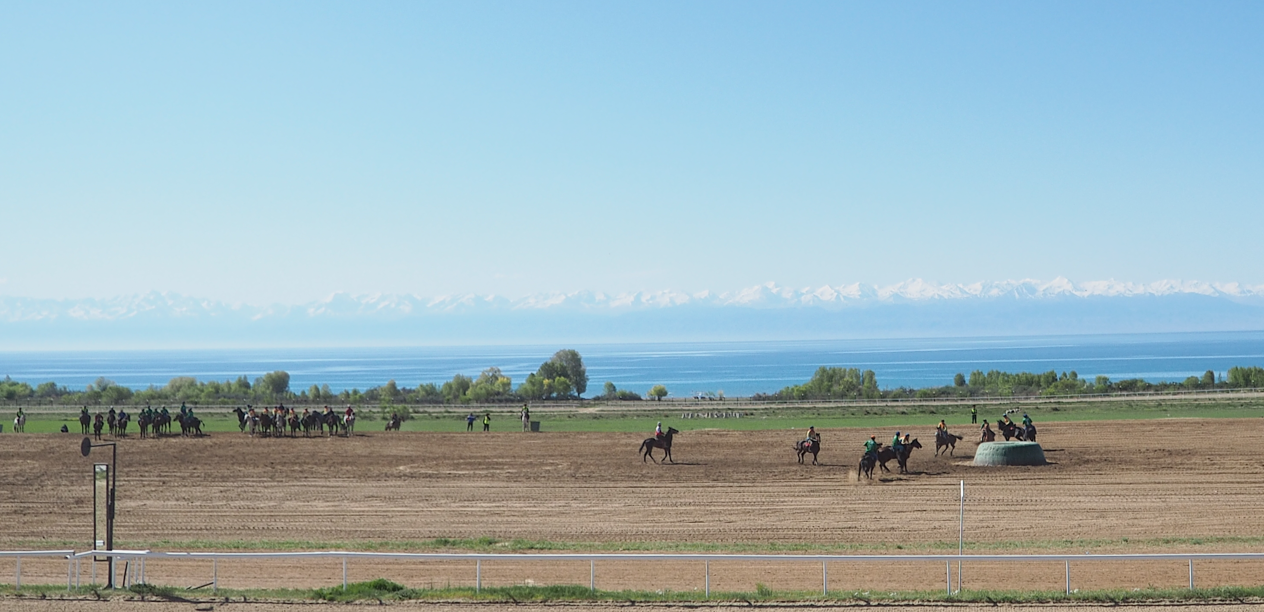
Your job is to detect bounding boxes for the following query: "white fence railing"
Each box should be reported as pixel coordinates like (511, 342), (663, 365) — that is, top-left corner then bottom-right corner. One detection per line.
(0, 550), (1254, 596)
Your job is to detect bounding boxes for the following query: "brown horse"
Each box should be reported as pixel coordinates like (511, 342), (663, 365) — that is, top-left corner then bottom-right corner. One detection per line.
(876, 438), (922, 474)
(935, 430), (963, 456)
(794, 438), (821, 465)
(639, 427), (679, 463)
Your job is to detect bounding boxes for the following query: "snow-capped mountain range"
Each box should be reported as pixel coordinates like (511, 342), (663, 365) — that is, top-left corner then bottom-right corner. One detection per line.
(1, 278), (1262, 322)
(3, 278), (1263, 349)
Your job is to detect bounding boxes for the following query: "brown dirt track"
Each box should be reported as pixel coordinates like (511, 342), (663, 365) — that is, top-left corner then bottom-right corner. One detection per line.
(2, 418), (1264, 595)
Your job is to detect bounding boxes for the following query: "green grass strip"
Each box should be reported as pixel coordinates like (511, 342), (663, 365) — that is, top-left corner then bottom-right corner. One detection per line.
(4, 580), (1264, 605)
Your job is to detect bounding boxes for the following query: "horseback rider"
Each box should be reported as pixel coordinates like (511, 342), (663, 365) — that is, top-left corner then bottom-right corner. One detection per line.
(1001, 414), (1013, 427)
(655, 422), (665, 439)
(1022, 413), (1033, 428)
(892, 431), (904, 455)
(345, 405), (355, 419)
(803, 426), (820, 446)
(80, 406), (89, 418)
(936, 420), (947, 436)
(980, 419), (994, 442)
(160, 405), (169, 418)
(863, 435), (880, 459)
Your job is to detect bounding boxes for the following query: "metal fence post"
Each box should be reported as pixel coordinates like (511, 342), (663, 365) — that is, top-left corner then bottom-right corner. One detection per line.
(1065, 561), (1070, 594)
(213, 559), (218, 594)
(15, 556), (20, 590)
(590, 560), (594, 592)
(822, 561), (828, 595)
(1189, 559), (1194, 590)
(704, 561), (709, 598)
(945, 561), (950, 595)
(476, 559), (481, 593)
(342, 557), (347, 591)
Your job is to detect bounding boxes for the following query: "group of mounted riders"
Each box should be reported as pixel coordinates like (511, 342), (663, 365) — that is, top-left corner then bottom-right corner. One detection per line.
(977, 412), (1037, 443)
(74, 402), (202, 440)
(234, 404), (357, 437)
(789, 410), (1038, 479)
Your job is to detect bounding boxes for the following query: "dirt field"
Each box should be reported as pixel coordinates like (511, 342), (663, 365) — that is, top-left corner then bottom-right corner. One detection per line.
(2, 418), (1264, 594)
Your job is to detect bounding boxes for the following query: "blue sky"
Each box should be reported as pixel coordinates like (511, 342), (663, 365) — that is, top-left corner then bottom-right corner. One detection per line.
(3, 1), (1262, 304)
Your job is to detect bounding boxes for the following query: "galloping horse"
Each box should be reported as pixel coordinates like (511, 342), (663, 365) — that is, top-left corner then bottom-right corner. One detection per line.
(639, 427), (679, 463)
(13, 414), (25, 433)
(876, 438), (922, 474)
(859, 451), (878, 480)
(935, 429), (963, 456)
(794, 438), (821, 465)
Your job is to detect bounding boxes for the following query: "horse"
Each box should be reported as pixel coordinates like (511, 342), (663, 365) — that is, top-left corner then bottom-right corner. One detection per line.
(93, 414), (105, 440)
(998, 421), (1026, 441)
(13, 414), (25, 433)
(876, 438), (922, 474)
(935, 430), (963, 456)
(154, 413), (171, 435)
(638, 427), (679, 463)
(859, 452), (878, 480)
(385, 415), (402, 431)
(233, 407), (247, 432)
(79, 412), (91, 435)
(107, 412), (118, 437)
(1024, 423), (1037, 442)
(137, 413), (151, 439)
(116, 412), (130, 437)
(175, 413), (203, 437)
(979, 426), (996, 443)
(302, 413), (321, 437)
(288, 414), (301, 437)
(322, 411), (341, 436)
(794, 438), (821, 465)
(343, 413), (356, 437)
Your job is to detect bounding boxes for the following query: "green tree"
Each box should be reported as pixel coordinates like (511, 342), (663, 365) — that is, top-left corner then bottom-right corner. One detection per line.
(1202, 370), (1216, 387)
(649, 385), (668, 401)
(953, 373), (966, 387)
(603, 381), (617, 398)
(441, 374), (473, 403)
(549, 349), (588, 397)
(256, 371), (291, 397)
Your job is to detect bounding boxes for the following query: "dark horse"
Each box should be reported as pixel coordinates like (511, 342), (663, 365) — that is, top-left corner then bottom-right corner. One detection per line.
(998, 421), (1028, 441)
(935, 430), (963, 456)
(79, 411), (91, 435)
(876, 438), (922, 474)
(233, 407), (247, 432)
(859, 451), (879, 480)
(794, 438), (821, 465)
(639, 427), (679, 463)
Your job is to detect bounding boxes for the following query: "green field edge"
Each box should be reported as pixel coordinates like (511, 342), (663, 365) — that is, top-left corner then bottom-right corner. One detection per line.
(11, 397), (1264, 434)
(9, 535), (1263, 554)
(4, 581), (1264, 605)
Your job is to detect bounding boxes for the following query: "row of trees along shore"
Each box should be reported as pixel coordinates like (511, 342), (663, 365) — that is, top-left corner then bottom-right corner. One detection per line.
(1, 352), (1262, 406)
(757, 365), (1264, 401)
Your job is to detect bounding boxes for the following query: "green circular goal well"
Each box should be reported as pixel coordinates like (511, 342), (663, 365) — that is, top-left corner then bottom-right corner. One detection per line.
(973, 441), (1047, 466)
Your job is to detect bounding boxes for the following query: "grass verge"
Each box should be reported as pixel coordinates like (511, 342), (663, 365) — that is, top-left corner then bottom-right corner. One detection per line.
(3, 580), (1264, 605)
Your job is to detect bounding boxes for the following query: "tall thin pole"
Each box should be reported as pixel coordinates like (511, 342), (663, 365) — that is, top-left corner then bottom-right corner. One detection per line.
(590, 560), (594, 592)
(958, 480), (964, 592)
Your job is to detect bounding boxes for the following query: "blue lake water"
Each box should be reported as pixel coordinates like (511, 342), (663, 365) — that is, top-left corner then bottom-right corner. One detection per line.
(0, 331), (1262, 398)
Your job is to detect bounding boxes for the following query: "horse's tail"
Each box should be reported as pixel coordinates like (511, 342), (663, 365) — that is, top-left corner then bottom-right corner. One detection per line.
(638, 440), (648, 454)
